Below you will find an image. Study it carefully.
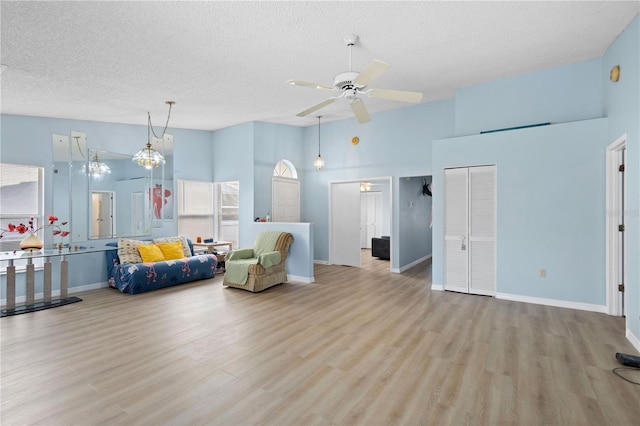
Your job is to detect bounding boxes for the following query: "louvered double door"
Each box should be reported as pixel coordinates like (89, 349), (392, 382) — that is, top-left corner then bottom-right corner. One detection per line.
(444, 166), (496, 295)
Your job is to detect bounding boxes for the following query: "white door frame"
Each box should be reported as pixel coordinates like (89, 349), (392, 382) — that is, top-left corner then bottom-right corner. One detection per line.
(329, 177), (393, 270)
(605, 133), (627, 316)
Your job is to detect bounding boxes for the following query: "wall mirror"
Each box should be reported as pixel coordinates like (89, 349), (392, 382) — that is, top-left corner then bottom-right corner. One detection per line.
(52, 132), (88, 243)
(88, 149), (154, 239)
(52, 132), (157, 242)
(150, 134), (174, 227)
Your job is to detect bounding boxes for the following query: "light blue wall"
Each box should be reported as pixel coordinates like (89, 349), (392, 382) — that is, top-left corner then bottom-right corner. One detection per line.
(211, 122), (255, 248)
(398, 175), (433, 267)
(455, 58), (604, 136)
(301, 100), (455, 265)
(433, 118), (608, 305)
(253, 122), (305, 219)
(171, 127), (215, 183)
(603, 16), (640, 344)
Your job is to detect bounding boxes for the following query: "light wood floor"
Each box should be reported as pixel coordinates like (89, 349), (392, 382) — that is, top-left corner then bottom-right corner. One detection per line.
(2, 250), (639, 425)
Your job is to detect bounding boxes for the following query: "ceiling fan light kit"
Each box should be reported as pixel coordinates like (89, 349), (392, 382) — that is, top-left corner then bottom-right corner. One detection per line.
(288, 34), (423, 124)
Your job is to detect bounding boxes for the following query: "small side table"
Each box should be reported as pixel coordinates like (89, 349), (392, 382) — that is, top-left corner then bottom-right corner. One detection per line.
(192, 241), (233, 254)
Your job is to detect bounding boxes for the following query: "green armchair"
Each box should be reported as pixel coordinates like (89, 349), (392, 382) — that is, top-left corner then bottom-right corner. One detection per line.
(223, 231), (294, 292)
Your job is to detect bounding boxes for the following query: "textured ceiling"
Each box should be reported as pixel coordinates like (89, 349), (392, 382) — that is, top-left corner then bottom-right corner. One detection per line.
(1, 1), (638, 131)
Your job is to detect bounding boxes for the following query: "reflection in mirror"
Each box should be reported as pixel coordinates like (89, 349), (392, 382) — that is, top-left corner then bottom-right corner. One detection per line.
(89, 149), (152, 239)
(70, 131), (89, 242)
(52, 132), (88, 243)
(151, 134), (173, 226)
(91, 191), (115, 238)
(52, 134), (71, 240)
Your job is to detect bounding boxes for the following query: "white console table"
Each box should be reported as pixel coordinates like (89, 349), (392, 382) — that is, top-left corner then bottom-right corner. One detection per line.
(1, 246), (110, 317)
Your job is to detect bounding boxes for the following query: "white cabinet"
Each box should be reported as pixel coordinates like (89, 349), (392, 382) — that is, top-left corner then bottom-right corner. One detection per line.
(444, 166), (496, 295)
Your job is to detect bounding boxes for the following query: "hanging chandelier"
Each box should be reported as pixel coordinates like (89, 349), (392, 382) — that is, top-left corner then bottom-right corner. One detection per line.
(88, 150), (110, 177)
(133, 101), (174, 169)
(314, 116), (325, 171)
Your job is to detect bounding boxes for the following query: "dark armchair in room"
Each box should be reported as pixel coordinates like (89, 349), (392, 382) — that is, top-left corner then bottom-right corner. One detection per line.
(371, 236), (390, 260)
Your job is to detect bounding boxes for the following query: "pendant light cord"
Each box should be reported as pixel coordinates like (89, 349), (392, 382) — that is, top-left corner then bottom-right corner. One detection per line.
(148, 101), (174, 141)
(73, 136), (85, 158)
(318, 116), (321, 156)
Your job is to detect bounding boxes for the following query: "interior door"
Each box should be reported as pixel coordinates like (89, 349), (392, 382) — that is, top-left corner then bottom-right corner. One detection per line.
(444, 168), (469, 293)
(444, 166), (496, 295)
(468, 166), (496, 296)
(272, 177), (300, 222)
(619, 148), (626, 316)
(131, 192), (144, 234)
(330, 182), (361, 267)
(91, 191), (114, 238)
(360, 191), (382, 248)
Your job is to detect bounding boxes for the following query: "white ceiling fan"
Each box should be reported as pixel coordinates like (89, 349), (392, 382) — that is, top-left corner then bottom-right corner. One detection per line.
(287, 34), (423, 124)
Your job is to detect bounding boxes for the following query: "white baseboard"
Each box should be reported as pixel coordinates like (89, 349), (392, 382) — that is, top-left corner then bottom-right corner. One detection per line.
(398, 254), (431, 273)
(288, 275), (314, 284)
(314, 260), (329, 265)
(496, 292), (607, 314)
(626, 329), (640, 353)
(1, 281), (109, 307)
(431, 283), (444, 291)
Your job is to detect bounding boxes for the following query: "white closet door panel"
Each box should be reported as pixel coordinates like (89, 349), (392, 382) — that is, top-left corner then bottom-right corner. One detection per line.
(444, 168), (469, 236)
(469, 166), (496, 237)
(444, 168), (469, 292)
(469, 166), (496, 294)
(469, 239), (496, 295)
(444, 238), (469, 292)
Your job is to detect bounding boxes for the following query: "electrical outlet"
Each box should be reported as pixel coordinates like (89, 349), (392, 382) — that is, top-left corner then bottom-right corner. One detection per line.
(539, 268), (546, 278)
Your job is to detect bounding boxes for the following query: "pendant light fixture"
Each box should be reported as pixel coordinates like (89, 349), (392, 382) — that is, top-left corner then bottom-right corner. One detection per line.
(88, 150), (110, 177)
(133, 101), (174, 169)
(314, 116), (325, 171)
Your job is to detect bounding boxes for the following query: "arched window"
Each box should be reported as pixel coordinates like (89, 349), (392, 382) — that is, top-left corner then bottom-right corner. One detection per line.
(273, 159), (297, 179)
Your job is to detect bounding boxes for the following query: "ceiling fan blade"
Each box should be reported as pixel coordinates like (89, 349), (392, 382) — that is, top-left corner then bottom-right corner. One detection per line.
(286, 80), (334, 90)
(354, 60), (390, 86)
(350, 99), (371, 124)
(296, 98), (337, 117)
(368, 88), (423, 103)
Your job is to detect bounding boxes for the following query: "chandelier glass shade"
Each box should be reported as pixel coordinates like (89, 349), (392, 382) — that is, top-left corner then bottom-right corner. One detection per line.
(133, 101), (174, 169)
(314, 154), (325, 171)
(314, 116), (325, 171)
(133, 142), (165, 170)
(88, 152), (111, 176)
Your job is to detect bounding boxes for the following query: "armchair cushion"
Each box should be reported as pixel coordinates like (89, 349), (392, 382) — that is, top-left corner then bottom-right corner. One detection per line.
(254, 231), (284, 256)
(227, 248), (255, 261)
(257, 251), (281, 268)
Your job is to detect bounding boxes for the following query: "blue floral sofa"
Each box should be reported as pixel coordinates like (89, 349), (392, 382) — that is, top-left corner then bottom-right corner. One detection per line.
(106, 237), (218, 294)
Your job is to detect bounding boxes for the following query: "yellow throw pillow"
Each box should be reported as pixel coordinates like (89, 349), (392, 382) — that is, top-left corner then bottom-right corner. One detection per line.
(156, 241), (185, 260)
(153, 236), (192, 257)
(138, 244), (165, 262)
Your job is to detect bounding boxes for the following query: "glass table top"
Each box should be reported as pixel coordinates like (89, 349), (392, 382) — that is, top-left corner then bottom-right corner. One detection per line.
(0, 245), (114, 262)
